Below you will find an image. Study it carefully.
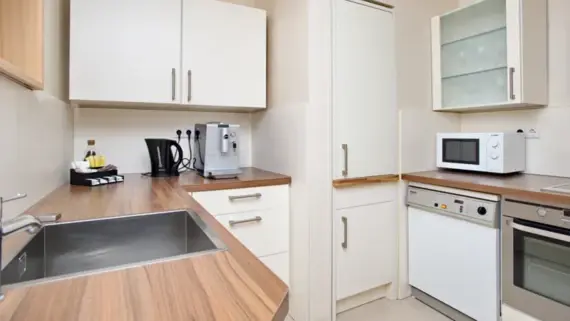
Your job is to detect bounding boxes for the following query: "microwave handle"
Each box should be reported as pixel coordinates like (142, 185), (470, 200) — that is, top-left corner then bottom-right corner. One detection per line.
(511, 221), (570, 243)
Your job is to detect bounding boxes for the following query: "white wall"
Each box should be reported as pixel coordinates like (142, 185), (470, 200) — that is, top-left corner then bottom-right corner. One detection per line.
(397, 0), (461, 173)
(459, 0), (570, 177)
(250, 0), (309, 320)
(74, 108), (252, 173)
(0, 0), (72, 221)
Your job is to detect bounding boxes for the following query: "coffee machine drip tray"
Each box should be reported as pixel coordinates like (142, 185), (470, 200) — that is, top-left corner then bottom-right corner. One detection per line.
(198, 168), (243, 180)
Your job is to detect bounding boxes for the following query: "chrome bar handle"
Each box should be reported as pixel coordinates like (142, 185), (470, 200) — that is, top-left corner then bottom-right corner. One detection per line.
(228, 193), (262, 201)
(188, 70), (192, 102)
(511, 221), (570, 243)
(509, 67), (516, 100)
(342, 144), (348, 177)
(341, 216), (348, 249)
(171, 68), (176, 101)
(229, 216), (262, 227)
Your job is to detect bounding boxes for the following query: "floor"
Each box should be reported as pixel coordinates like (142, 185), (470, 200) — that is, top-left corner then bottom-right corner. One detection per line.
(337, 298), (451, 321)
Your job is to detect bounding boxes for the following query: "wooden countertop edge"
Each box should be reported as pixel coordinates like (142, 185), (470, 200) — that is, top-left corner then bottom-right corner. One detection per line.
(332, 174), (400, 188)
(183, 176), (292, 193)
(402, 173), (570, 205)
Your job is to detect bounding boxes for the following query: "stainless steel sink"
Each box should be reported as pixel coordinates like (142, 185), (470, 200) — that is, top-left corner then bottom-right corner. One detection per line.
(2, 210), (225, 288)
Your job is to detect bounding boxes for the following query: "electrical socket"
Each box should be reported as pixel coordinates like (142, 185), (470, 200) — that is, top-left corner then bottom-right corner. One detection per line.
(526, 128), (540, 139)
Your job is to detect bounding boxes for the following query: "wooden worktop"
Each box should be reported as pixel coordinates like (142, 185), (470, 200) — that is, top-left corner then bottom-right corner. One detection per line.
(0, 168), (290, 321)
(180, 167), (291, 193)
(403, 170), (570, 205)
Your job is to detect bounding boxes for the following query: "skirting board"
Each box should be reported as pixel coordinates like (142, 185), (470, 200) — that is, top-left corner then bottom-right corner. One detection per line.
(336, 283), (391, 313)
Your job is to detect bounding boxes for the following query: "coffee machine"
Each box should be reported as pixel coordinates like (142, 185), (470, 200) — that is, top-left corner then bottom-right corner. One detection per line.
(194, 123), (242, 179)
(145, 139), (183, 177)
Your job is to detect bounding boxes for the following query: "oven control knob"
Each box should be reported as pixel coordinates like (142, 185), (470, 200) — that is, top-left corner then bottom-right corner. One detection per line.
(537, 208), (547, 217)
(490, 152), (499, 160)
(490, 138), (500, 149)
(477, 206), (487, 215)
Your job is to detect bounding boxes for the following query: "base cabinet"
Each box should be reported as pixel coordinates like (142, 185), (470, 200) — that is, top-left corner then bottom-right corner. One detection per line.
(192, 185), (290, 285)
(260, 252), (289, 286)
(335, 184), (397, 301)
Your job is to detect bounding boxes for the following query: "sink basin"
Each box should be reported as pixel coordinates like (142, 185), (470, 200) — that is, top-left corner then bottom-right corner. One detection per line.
(2, 210), (225, 287)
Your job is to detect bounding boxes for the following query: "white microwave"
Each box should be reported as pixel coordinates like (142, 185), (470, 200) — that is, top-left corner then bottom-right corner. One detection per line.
(437, 132), (526, 174)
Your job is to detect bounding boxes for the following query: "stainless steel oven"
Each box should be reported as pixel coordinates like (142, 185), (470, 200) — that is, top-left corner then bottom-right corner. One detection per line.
(502, 199), (570, 321)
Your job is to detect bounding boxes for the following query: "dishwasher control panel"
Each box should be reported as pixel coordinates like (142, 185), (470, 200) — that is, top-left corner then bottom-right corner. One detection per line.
(407, 186), (499, 228)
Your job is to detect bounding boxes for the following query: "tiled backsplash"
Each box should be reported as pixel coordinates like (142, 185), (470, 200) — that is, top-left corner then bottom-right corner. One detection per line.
(73, 108), (253, 174)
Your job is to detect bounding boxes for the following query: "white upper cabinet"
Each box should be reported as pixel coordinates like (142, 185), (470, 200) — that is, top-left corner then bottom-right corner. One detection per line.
(69, 0), (267, 110)
(432, 0), (547, 112)
(70, 0), (182, 105)
(182, 0), (266, 108)
(332, 0), (397, 180)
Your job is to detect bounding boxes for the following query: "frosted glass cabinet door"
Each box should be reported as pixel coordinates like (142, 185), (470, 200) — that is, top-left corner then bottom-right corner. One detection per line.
(432, 0), (548, 111)
(439, 0), (508, 108)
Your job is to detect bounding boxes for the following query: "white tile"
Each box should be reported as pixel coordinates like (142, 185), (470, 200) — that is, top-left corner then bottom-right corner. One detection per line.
(337, 298), (451, 321)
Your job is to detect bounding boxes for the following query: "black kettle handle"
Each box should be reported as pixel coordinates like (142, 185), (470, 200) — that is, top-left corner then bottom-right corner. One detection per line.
(171, 141), (184, 170)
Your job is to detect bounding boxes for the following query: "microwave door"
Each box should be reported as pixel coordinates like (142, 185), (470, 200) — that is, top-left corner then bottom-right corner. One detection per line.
(442, 138), (480, 165)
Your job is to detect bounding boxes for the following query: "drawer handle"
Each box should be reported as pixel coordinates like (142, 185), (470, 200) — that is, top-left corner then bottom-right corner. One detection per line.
(228, 193), (262, 201)
(229, 216), (263, 226)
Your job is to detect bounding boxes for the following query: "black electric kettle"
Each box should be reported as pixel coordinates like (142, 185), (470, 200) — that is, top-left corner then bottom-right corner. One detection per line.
(145, 139), (183, 177)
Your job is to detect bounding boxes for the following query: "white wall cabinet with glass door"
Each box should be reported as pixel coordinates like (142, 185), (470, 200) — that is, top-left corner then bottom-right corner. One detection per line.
(70, 0), (266, 110)
(332, 0), (399, 314)
(432, 0), (547, 112)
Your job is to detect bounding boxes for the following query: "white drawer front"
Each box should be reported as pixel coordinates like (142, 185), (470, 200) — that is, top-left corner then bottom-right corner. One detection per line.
(193, 185), (289, 216)
(216, 208), (289, 257)
(260, 252), (289, 286)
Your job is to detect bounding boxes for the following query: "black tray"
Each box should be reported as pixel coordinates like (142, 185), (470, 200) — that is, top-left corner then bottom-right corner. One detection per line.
(70, 169), (124, 186)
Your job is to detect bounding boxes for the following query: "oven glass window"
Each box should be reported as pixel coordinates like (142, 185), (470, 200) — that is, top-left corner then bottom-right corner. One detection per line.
(513, 221), (570, 307)
(442, 139), (479, 165)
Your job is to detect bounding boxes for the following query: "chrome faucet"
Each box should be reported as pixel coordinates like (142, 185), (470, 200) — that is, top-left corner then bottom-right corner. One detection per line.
(0, 193), (61, 301)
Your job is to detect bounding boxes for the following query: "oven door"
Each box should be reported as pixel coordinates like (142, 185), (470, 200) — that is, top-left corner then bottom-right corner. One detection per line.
(503, 216), (570, 321)
(437, 136), (485, 171)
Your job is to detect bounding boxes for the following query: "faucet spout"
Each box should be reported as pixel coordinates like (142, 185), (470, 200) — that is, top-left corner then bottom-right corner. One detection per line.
(2, 215), (43, 236)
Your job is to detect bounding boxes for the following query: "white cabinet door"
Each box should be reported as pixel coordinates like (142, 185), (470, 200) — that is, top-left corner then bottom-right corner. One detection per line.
(182, 0), (266, 109)
(260, 252), (290, 286)
(336, 201), (397, 300)
(70, 0), (182, 104)
(332, 0), (397, 180)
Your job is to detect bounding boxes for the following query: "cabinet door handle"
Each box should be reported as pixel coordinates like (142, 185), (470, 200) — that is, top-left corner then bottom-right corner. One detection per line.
(509, 67), (516, 100)
(187, 70), (192, 102)
(342, 144), (348, 177)
(228, 193), (262, 201)
(171, 68), (176, 101)
(341, 216), (348, 249)
(229, 216), (263, 226)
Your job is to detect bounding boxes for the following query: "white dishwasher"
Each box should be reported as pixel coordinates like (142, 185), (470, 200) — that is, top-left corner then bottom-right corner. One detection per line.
(407, 182), (500, 321)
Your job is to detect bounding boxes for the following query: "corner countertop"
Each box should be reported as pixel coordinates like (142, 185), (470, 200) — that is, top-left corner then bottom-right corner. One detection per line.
(402, 170), (570, 205)
(0, 168), (291, 321)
